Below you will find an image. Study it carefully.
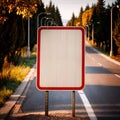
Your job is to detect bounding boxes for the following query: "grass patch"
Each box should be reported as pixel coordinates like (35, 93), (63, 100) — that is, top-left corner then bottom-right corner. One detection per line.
(94, 46), (110, 56)
(110, 55), (120, 62)
(0, 87), (12, 106)
(20, 55), (36, 68)
(0, 54), (36, 107)
(87, 40), (120, 62)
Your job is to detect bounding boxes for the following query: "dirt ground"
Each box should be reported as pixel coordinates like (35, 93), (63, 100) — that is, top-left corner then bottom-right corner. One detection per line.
(6, 112), (89, 120)
(6, 115), (88, 120)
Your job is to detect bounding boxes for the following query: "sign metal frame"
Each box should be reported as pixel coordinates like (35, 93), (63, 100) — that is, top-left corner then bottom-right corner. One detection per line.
(37, 26), (85, 91)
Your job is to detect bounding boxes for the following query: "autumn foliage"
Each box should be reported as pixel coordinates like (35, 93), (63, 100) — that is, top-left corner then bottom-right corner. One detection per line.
(67, 0), (120, 55)
(0, 0), (39, 24)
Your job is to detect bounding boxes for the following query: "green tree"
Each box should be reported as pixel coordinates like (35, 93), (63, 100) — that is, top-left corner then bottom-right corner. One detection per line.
(67, 13), (76, 26)
(103, 5), (111, 52)
(0, 9), (26, 68)
(95, 0), (106, 47)
(30, 1), (45, 49)
(54, 7), (63, 26)
(45, 1), (63, 26)
(78, 7), (83, 26)
(85, 4), (90, 10)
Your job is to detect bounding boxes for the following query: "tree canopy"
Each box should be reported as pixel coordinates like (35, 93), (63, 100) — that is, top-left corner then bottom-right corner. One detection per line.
(67, 0), (120, 55)
(0, 0), (63, 71)
(0, 0), (42, 70)
(46, 1), (63, 26)
(0, 0), (39, 24)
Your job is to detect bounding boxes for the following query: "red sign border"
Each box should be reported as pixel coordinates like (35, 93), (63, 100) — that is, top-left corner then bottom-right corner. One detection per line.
(37, 26), (85, 90)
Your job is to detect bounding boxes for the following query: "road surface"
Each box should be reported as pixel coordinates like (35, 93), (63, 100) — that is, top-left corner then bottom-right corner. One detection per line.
(7, 42), (120, 120)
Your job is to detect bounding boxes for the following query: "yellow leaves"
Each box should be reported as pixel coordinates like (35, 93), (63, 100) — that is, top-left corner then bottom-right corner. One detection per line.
(15, 0), (38, 18)
(16, 7), (32, 18)
(0, 16), (8, 24)
(0, 0), (38, 23)
(82, 8), (93, 26)
(16, 3), (38, 18)
(10, 65), (30, 81)
(8, 4), (15, 13)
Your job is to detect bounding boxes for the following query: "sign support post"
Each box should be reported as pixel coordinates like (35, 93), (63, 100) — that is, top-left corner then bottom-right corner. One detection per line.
(45, 91), (49, 116)
(72, 91), (75, 117)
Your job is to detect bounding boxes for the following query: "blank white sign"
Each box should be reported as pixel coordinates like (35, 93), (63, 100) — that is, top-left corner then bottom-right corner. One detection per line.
(37, 27), (84, 90)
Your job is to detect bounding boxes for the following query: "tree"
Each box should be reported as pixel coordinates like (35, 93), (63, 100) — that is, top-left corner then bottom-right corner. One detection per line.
(113, 15), (120, 48)
(0, 0), (39, 24)
(103, 5), (111, 52)
(66, 0), (119, 55)
(67, 13), (75, 26)
(95, 0), (106, 47)
(54, 7), (63, 26)
(82, 8), (93, 26)
(77, 7), (83, 26)
(113, 0), (120, 54)
(0, 0), (43, 70)
(85, 4), (90, 10)
(45, 1), (63, 26)
(71, 13), (76, 26)
(0, 11), (25, 67)
(30, 1), (45, 49)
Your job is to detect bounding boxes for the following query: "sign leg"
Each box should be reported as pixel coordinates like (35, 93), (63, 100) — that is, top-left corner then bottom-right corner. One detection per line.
(45, 91), (49, 116)
(72, 91), (75, 117)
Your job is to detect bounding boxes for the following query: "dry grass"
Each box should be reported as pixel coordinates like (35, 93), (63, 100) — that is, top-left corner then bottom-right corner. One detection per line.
(0, 54), (36, 107)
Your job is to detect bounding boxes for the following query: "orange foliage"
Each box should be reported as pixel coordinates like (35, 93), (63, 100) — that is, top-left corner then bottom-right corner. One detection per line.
(82, 8), (93, 26)
(0, 0), (40, 24)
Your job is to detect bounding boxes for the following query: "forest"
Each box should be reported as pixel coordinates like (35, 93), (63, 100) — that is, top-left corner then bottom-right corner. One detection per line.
(0, 0), (62, 71)
(0, 0), (120, 71)
(67, 0), (120, 56)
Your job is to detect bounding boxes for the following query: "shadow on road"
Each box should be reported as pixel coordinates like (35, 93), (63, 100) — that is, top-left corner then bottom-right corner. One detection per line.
(86, 66), (112, 74)
(86, 46), (97, 54)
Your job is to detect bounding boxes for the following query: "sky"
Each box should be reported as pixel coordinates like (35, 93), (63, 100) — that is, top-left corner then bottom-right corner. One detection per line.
(43, 0), (116, 25)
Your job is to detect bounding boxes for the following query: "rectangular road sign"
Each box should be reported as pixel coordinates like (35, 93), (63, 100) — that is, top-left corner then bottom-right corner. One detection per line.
(37, 26), (85, 90)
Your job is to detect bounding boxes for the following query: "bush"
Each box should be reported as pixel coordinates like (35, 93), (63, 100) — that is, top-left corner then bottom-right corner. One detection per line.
(0, 54), (36, 107)
(0, 87), (12, 107)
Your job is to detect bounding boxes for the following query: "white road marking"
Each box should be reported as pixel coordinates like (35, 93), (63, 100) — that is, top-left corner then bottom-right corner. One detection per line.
(87, 53), (102, 67)
(78, 90), (97, 120)
(114, 74), (120, 78)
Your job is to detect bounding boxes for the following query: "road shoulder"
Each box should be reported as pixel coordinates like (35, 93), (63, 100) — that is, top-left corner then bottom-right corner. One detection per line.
(0, 64), (36, 120)
(86, 41), (120, 66)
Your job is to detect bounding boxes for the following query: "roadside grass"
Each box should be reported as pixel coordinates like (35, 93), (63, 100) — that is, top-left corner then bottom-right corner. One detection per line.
(20, 53), (36, 68)
(87, 40), (120, 62)
(87, 40), (109, 55)
(94, 46), (110, 56)
(111, 55), (120, 62)
(0, 54), (36, 107)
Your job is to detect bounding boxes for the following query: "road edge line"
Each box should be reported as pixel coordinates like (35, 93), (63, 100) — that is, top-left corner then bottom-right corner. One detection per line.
(78, 90), (97, 120)
(86, 41), (120, 66)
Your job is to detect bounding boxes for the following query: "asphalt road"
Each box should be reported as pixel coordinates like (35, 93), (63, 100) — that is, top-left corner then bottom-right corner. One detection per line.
(84, 42), (120, 120)
(8, 42), (120, 120)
